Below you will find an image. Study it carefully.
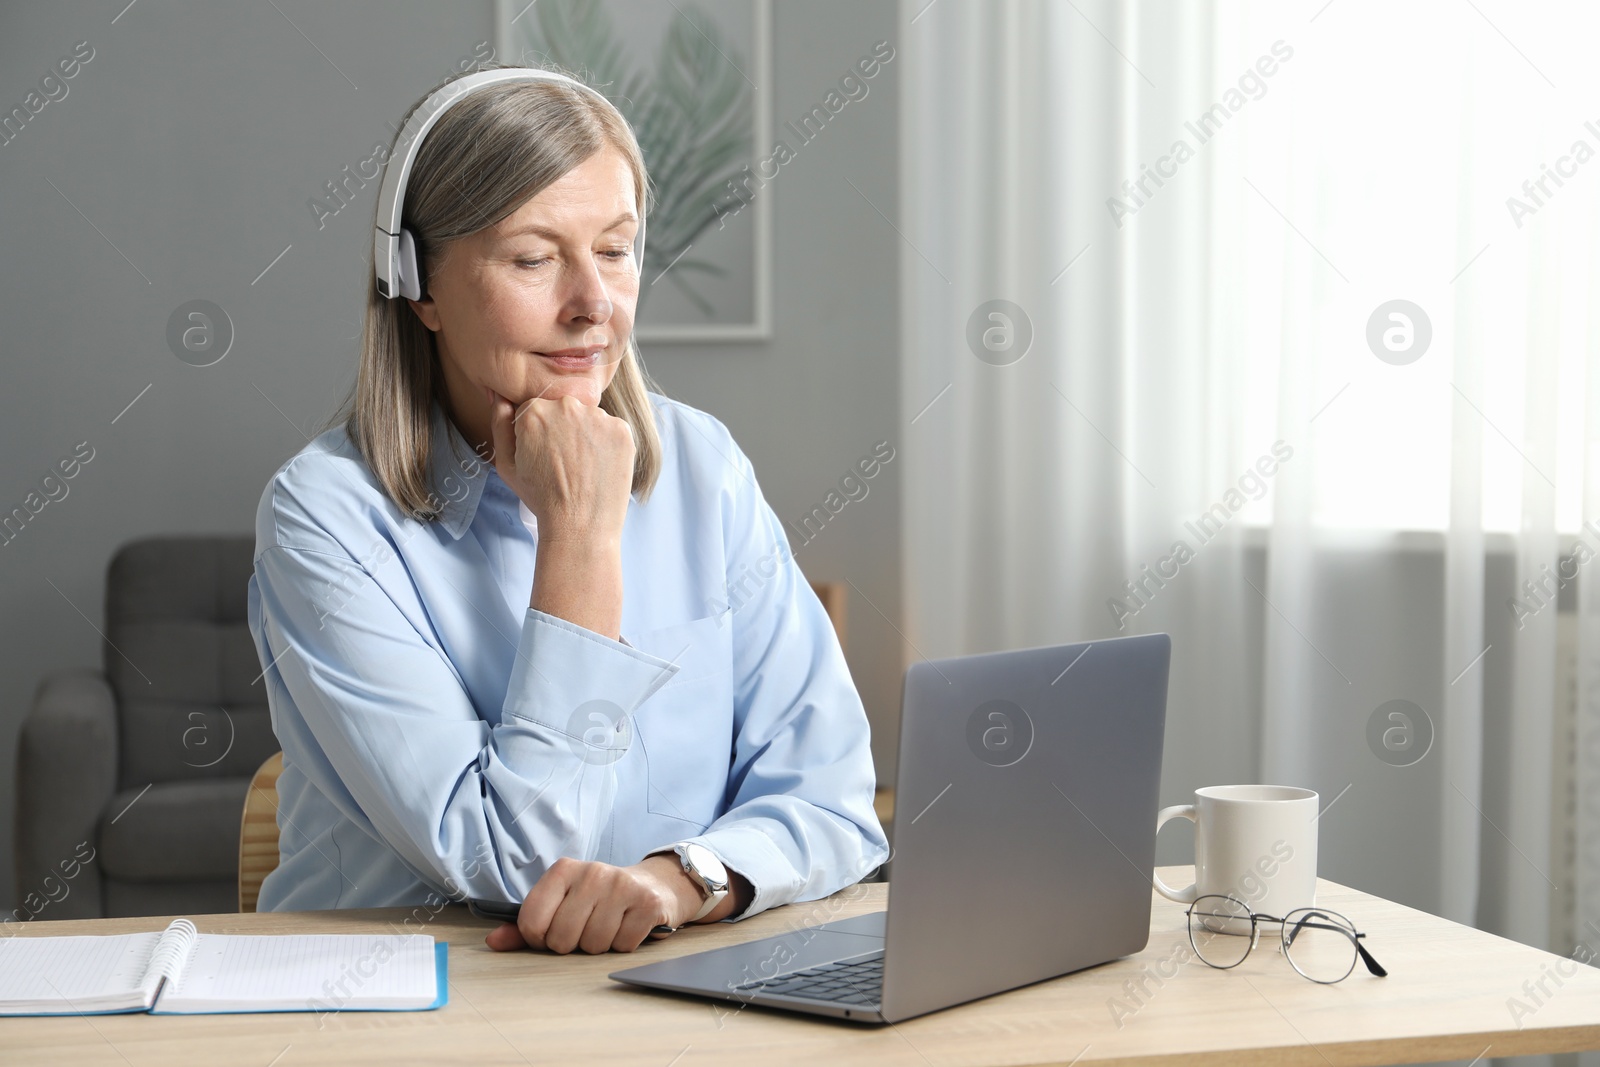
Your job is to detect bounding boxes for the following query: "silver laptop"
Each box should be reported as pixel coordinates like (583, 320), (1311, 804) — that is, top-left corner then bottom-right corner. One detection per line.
(609, 632), (1171, 1024)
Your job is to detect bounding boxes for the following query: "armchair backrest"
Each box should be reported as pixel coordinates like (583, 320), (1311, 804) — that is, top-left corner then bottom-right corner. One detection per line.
(104, 537), (279, 790)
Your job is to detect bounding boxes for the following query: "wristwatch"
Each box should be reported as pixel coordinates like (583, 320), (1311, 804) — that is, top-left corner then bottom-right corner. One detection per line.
(653, 841), (729, 924)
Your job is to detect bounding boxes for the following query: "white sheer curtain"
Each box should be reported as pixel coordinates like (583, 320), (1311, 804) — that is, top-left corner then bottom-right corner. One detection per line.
(901, 3), (1600, 1062)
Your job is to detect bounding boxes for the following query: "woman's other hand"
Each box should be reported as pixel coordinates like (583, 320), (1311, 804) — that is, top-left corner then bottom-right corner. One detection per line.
(484, 855), (703, 954)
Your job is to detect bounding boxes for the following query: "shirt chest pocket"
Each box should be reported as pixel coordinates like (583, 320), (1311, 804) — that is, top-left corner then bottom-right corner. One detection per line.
(622, 609), (735, 827)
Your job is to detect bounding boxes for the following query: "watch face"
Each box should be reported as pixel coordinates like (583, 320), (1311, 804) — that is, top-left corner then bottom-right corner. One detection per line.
(683, 842), (729, 888)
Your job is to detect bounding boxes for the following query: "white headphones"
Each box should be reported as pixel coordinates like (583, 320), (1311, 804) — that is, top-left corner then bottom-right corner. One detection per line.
(373, 67), (646, 301)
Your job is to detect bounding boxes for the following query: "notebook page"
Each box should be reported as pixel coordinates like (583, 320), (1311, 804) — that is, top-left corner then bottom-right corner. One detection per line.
(153, 933), (436, 1013)
(0, 931), (160, 1014)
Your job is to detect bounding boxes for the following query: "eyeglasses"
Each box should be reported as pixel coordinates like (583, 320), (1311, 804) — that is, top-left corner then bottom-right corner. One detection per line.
(1185, 895), (1389, 984)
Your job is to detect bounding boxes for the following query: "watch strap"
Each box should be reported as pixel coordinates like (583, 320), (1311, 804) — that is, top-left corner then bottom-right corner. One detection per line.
(688, 888), (723, 923)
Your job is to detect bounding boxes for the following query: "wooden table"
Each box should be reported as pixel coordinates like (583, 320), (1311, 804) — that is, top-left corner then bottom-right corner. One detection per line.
(5, 867), (1600, 1066)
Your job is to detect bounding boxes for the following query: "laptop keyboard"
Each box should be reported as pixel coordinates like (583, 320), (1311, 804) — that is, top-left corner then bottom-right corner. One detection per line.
(733, 951), (884, 1006)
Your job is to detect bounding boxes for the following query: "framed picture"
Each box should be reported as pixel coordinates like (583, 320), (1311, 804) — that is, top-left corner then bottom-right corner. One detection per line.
(495, 0), (773, 343)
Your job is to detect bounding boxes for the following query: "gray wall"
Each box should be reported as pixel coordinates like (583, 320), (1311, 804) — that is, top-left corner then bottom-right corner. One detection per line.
(0, 0), (902, 912)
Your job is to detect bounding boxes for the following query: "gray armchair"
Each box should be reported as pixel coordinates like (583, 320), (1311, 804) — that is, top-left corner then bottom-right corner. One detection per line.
(14, 536), (280, 919)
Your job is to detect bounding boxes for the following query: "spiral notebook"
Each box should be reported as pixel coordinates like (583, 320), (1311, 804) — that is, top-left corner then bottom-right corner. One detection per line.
(0, 919), (447, 1016)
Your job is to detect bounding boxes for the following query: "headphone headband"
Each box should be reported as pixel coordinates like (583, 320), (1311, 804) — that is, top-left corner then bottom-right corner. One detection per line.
(373, 67), (645, 300)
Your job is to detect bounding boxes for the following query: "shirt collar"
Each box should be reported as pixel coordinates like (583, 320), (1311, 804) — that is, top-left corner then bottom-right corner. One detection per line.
(427, 401), (492, 539)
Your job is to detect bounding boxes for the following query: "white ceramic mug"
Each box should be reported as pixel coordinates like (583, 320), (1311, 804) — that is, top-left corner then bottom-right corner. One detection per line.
(1153, 784), (1319, 926)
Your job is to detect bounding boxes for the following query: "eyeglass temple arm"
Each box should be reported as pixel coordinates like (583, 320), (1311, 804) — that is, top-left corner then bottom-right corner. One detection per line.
(1353, 933), (1388, 977)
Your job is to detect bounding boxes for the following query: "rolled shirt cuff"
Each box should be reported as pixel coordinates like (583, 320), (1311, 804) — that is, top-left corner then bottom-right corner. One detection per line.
(500, 608), (679, 730)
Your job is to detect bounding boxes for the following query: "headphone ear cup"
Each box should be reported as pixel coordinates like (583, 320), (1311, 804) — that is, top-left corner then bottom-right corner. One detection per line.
(397, 227), (423, 301)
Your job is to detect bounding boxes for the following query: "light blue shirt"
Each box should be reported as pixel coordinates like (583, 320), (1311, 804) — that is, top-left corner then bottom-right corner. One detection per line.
(247, 394), (888, 919)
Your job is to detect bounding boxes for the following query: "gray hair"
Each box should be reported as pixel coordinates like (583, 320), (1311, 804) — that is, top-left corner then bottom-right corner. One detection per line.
(337, 63), (664, 520)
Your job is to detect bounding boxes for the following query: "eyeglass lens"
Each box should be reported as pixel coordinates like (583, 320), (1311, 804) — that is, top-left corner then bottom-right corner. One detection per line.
(1281, 908), (1360, 983)
(1187, 895), (1255, 967)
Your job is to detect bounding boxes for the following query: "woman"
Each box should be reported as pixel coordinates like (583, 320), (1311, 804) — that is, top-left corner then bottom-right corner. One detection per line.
(246, 66), (888, 954)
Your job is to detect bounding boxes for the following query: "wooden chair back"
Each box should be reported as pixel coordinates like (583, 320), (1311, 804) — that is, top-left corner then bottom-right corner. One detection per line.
(810, 579), (846, 651)
(237, 751), (284, 913)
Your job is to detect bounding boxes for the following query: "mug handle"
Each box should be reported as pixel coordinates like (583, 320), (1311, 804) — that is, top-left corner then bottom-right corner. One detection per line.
(1152, 804), (1198, 903)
